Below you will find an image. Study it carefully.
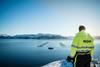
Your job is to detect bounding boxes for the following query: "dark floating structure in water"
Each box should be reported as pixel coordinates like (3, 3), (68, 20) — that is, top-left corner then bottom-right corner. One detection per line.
(48, 47), (54, 50)
(37, 42), (49, 47)
(59, 42), (66, 47)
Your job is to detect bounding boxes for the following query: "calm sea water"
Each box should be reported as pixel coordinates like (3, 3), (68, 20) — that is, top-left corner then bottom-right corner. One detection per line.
(0, 39), (100, 67)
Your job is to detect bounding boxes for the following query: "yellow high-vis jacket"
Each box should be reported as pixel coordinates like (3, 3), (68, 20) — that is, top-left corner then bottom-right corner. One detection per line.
(70, 30), (94, 57)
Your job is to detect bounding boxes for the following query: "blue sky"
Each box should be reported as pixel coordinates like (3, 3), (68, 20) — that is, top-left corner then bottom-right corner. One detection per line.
(0, 0), (100, 36)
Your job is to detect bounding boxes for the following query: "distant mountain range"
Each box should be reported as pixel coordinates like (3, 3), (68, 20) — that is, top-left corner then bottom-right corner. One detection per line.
(94, 36), (100, 39)
(0, 34), (99, 39)
(0, 34), (69, 39)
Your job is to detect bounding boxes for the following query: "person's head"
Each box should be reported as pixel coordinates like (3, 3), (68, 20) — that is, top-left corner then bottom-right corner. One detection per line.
(79, 25), (86, 31)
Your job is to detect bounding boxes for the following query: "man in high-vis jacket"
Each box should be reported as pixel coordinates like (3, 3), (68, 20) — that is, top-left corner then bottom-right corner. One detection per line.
(67, 25), (94, 67)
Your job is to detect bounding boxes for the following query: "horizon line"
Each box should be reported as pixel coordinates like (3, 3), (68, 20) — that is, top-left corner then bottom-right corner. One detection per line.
(0, 33), (100, 37)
